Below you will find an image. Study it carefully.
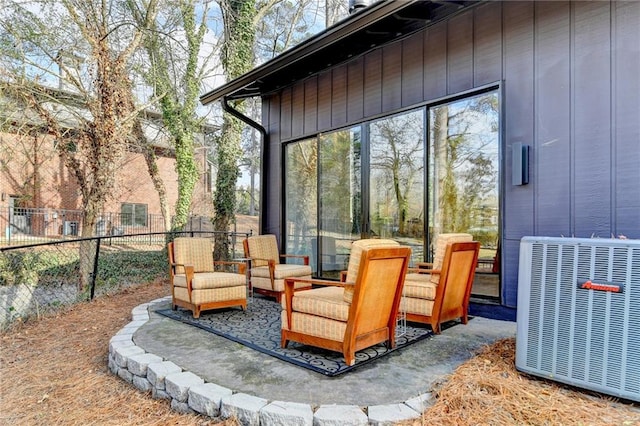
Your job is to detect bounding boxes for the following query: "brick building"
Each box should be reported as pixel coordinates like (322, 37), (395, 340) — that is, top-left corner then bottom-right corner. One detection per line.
(1, 102), (214, 237)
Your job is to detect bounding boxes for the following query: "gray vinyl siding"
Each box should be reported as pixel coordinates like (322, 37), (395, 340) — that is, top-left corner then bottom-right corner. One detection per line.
(382, 44), (402, 112)
(423, 23), (447, 100)
(401, 35), (423, 107)
(332, 65), (348, 128)
(615, 2), (640, 237)
(573, 2), (612, 237)
(261, 1), (640, 308)
(318, 71), (332, 130)
(264, 93), (282, 237)
(291, 83), (304, 138)
(503, 1), (534, 250)
(535, 1), (571, 237)
(473, 2), (502, 87)
(446, 11), (474, 94)
(304, 78), (318, 135)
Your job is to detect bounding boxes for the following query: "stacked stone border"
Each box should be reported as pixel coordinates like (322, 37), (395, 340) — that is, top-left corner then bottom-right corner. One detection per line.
(108, 297), (435, 425)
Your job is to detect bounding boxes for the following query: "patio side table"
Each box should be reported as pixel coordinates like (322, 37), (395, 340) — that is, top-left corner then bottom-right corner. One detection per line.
(234, 257), (252, 299)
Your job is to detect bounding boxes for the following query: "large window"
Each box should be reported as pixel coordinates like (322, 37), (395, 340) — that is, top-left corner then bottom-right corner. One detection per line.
(284, 128), (361, 278)
(283, 90), (500, 297)
(121, 203), (148, 227)
(285, 138), (318, 257)
(318, 128), (361, 277)
(369, 109), (425, 263)
(428, 90), (500, 297)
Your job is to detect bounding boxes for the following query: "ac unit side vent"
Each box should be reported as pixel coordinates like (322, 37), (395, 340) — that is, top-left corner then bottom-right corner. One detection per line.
(516, 237), (640, 402)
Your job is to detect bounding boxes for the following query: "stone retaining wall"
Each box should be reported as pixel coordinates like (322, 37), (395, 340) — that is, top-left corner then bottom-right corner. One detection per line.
(108, 297), (434, 425)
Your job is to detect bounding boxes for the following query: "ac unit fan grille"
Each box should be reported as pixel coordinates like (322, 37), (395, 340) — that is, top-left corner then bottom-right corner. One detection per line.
(517, 237), (640, 402)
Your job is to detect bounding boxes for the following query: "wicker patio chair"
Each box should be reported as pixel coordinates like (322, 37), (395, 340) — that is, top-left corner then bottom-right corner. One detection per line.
(168, 237), (247, 318)
(281, 239), (411, 366)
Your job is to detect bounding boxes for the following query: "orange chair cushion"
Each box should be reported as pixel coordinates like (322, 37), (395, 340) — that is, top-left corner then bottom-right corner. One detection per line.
(252, 276), (312, 292)
(400, 296), (434, 316)
(174, 285), (246, 304)
(280, 311), (346, 342)
(403, 274), (437, 300)
(287, 286), (350, 322)
(250, 264), (312, 279)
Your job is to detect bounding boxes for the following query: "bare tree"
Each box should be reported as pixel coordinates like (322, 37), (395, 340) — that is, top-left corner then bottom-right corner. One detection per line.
(1, 0), (158, 289)
(370, 112), (424, 236)
(325, 0), (348, 27)
(129, 0), (218, 233)
(212, 0), (282, 259)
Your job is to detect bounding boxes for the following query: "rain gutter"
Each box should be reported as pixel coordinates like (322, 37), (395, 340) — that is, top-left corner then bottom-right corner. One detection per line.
(222, 96), (267, 234)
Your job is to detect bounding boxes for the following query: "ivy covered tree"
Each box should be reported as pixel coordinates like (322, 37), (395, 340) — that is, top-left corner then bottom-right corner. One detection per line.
(129, 0), (215, 233)
(213, 0), (341, 258)
(0, 0), (158, 289)
(214, 0), (254, 259)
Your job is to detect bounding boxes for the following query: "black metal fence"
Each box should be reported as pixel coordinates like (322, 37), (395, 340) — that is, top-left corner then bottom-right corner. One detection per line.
(0, 230), (251, 330)
(0, 206), (222, 246)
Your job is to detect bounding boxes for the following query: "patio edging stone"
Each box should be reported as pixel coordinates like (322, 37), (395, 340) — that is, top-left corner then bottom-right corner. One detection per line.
(107, 297), (433, 425)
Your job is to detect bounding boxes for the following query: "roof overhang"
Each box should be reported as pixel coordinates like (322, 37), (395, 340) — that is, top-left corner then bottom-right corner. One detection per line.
(200, 0), (481, 105)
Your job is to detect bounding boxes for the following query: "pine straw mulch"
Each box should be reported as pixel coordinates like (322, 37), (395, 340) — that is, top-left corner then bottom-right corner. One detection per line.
(415, 339), (640, 426)
(0, 280), (235, 425)
(1, 282), (639, 426)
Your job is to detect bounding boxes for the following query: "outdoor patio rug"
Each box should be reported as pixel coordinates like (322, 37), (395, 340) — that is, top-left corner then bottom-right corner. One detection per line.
(156, 296), (436, 377)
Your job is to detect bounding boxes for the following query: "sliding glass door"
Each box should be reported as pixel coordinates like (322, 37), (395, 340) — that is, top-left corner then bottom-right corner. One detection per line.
(369, 109), (425, 263)
(284, 90), (500, 294)
(285, 138), (317, 258)
(428, 91), (500, 297)
(284, 128), (361, 278)
(317, 128), (362, 278)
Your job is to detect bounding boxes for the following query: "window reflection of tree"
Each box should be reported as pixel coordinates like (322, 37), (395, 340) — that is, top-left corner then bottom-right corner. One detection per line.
(370, 110), (424, 239)
(319, 129), (360, 238)
(430, 92), (499, 251)
(286, 140), (317, 254)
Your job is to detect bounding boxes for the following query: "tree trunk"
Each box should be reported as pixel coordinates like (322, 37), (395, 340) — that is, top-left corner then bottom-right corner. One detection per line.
(432, 106), (449, 243)
(213, 113), (243, 260)
(133, 119), (171, 232)
(214, 0), (257, 260)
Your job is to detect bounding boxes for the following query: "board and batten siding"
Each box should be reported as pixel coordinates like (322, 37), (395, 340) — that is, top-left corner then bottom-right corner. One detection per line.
(261, 1), (640, 308)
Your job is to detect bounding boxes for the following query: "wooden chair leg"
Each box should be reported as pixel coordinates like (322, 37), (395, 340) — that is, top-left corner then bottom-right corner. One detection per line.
(432, 321), (441, 334)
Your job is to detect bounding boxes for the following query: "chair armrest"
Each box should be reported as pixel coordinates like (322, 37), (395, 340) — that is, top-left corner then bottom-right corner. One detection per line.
(170, 262), (194, 278)
(285, 277), (347, 288)
(213, 260), (246, 274)
(248, 256), (273, 265)
(283, 278), (348, 325)
(281, 254), (310, 265)
(182, 264), (195, 294)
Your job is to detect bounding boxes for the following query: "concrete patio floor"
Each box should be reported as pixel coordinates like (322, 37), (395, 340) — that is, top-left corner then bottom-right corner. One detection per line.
(133, 296), (516, 408)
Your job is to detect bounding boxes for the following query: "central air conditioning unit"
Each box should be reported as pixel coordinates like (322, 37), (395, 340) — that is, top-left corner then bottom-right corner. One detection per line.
(516, 236), (640, 402)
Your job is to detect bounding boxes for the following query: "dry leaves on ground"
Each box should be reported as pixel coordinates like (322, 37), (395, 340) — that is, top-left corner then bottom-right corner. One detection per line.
(1, 281), (639, 425)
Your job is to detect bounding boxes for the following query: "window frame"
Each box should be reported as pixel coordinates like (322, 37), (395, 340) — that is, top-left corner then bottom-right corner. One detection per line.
(120, 202), (148, 227)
